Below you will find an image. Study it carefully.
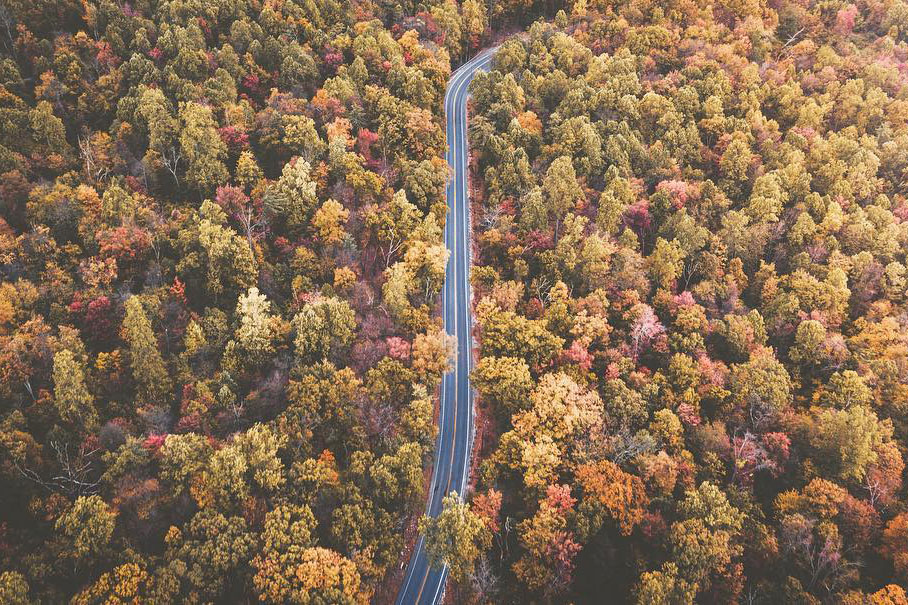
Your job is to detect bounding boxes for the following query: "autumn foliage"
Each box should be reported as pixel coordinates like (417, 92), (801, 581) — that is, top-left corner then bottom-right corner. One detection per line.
(0, 0), (486, 601)
(454, 0), (908, 602)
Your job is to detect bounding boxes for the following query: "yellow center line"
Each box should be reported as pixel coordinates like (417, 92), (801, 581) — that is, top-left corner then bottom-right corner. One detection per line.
(418, 67), (465, 605)
(414, 562), (432, 603)
(409, 48), (494, 605)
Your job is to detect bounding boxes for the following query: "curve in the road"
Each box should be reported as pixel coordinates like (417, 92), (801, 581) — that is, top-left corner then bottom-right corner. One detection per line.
(395, 47), (496, 605)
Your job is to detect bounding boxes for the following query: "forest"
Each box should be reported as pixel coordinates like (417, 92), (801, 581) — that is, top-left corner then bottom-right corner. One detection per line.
(3, 0), (908, 603)
(422, 0), (908, 603)
(0, 0), (497, 602)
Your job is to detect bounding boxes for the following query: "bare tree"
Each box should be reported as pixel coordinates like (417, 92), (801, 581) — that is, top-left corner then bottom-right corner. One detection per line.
(79, 134), (110, 183)
(14, 440), (101, 498)
(160, 146), (182, 185)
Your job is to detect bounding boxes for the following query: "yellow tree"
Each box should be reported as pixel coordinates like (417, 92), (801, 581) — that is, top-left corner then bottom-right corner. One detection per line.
(311, 199), (349, 246)
(471, 356), (534, 415)
(410, 329), (454, 388)
(499, 372), (603, 490)
(292, 296), (356, 361)
(72, 563), (152, 604)
(0, 572), (30, 605)
(225, 287), (279, 370)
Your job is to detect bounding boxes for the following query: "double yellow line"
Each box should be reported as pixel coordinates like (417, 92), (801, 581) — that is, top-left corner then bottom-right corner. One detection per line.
(400, 47), (496, 605)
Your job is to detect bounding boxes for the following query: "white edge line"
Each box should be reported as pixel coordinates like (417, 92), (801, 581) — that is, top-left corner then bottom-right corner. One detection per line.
(398, 47), (497, 605)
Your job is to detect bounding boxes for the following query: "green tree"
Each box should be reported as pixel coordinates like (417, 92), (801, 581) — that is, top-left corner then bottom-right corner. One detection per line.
(648, 238), (685, 291)
(251, 503), (316, 602)
(252, 499), (365, 603)
(281, 361), (363, 451)
(811, 405), (890, 482)
(136, 86), (181, 184)
(29, 100), (71, 161)
(478, 304), (565, 369)
(233, 423), (287, 491)
(822, 370), (872, 409)
(420, 492), (492, 582)
(662, 483), (744, 600)
(56, 495), (117, 563)
(179, 102), (229, 193)
(718, 133), (752, 197)
(368, 189), (420, 268)
(370, 441), (425, 507)
(160, 433), (213, 497)
(230, 287), (278, 364)
(281, 114), (324, 162)
(292, 297), (356, 361)
(236, 150), (264, 190)
(636, 563), (696, 605)
(194, 424), (286, 509)
(728, 347), (792, 422)
(123, 297), (172, 404)
(602, 378), (648, 432)
(176, 201), (257, 301)
(462, 0), (488, 51)
(542, 156), (583, 238)
(597, 168), (634, 234)
(163, 509), (255, 602)
(472, 356), (533, 415)
(52, 350), (97, 432)
(789, 319), (827, 366)
(265, 158), (318, 231)
(400, 384), (436, 449)
(430, 0), (462, 59)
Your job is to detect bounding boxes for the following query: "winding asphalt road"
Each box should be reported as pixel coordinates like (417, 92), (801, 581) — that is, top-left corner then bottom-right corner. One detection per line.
(395, 47), (496, 605)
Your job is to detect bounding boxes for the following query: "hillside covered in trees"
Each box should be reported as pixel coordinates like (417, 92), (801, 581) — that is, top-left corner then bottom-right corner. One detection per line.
(437, 0), (908, 603)
(0, 0), (498, 602)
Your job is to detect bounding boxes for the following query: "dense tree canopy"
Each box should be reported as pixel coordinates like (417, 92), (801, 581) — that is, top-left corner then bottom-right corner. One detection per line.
(0, 0), (488, 600)
(453, 2), (908, 603)
(5, 0), (908, 601)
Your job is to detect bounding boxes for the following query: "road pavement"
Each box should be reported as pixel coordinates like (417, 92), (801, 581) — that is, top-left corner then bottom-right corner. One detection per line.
(394, 47), (496, 605)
